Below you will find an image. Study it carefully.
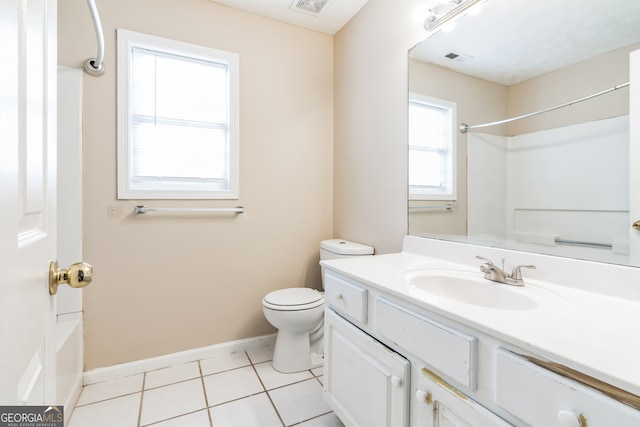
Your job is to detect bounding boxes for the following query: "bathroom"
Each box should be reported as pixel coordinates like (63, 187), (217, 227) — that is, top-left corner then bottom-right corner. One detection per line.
(2, 0), (639, 425)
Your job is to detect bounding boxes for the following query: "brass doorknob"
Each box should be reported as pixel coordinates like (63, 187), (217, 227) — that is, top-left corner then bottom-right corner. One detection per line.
(49, 261), (93, 295)
(633, 220), (640, 231)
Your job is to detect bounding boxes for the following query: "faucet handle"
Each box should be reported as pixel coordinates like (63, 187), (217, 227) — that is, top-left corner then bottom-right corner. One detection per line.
(475, 255), (494, 267)
(476, 256), (495, 274)
(510, 264), (536, 280)
(506, 264), (536, 286)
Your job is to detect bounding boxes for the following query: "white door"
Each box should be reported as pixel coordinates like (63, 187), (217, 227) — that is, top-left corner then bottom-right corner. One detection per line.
(630, 49), (640, 266)
(0, 0), (58, 404)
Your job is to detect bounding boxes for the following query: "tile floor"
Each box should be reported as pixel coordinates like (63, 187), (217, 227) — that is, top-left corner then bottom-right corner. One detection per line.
(67, 343), (344, 427)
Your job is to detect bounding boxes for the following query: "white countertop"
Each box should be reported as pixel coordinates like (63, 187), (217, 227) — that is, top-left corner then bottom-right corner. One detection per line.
(321, 248), (640, 398)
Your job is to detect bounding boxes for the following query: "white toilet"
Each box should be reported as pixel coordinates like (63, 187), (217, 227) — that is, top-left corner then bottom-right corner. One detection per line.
(262, 239), (374, 373)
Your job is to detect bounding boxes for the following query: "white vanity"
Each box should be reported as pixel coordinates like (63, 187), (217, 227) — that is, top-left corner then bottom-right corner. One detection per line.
(321, 236), (640, 427)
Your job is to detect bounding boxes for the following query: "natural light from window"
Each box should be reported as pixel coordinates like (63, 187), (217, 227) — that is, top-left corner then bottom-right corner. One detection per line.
(117, 30), (239, 199)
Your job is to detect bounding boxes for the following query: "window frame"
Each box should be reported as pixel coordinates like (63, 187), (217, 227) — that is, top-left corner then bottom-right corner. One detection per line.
(117, 29), (239, 200)
(408, 92), (458, 201)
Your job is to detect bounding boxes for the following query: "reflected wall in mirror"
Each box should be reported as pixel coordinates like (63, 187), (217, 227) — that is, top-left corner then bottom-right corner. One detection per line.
(408, 0), (640, 266)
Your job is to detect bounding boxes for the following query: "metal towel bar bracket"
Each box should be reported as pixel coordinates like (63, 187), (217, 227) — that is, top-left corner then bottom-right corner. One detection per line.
(135, 206), (244, 214)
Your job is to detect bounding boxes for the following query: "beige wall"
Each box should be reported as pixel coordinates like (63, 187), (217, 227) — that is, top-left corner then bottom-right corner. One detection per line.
(59, 0), (334, 369)
(507, 44), (638, 135)
(333, 0), (433, 254)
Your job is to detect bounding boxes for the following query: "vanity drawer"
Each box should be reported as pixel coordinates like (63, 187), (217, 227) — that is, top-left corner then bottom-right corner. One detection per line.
(495, 349), (640, 427)
(375, 298), (477, 390)
(324, 272), (368, 324)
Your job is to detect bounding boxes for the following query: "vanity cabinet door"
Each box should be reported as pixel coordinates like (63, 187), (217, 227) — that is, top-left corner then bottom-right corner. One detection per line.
(324, 308), (410, 427)
(415, 367), (514, 427)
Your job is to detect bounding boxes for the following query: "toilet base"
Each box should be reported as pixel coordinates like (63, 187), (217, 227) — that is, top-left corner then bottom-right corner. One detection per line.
(272, 330), (324, 373)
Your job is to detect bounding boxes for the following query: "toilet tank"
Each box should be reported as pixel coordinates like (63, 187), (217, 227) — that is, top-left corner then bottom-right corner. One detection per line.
(320, 239), (374, 289)
(320, 239), (374, 260)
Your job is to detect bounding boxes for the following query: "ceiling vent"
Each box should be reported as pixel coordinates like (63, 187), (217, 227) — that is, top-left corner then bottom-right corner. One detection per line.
(290, 0), (331, 15)
(444, 51), (474, 62)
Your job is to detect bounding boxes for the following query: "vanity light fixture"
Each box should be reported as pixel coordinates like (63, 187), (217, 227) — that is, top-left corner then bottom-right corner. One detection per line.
(291, 0), (331, 15)
(424, 0), (487, 34)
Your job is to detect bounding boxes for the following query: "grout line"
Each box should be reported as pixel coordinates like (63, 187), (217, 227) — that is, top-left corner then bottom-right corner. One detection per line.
(197, 360), (214, 427)
(312, 375), (323, 387)
(137, 372), (146, 427)
(207, 391), (270, 409)
(246, 350), (268, 393)
(143, 375), (202, 392)
(73, 390), (141, 408)
(266, 376), (318, 392)
(140, 363), (212, 427)
(288, 411), (335, 426)
(261, 386), (286, 426)
(201, 363), (252, 380)
(141, 410), (209, 427)
(247, 350), (286, 427)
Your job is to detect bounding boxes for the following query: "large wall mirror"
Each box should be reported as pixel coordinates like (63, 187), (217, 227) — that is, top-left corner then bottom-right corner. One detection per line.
(408, 0), (640, 266)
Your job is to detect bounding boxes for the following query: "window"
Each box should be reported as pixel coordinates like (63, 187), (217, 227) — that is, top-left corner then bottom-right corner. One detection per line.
(408, 93), (457, 200)
(117, 29), (239, 199)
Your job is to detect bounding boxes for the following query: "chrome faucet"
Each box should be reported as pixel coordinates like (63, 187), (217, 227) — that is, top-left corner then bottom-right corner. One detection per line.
(475, 256), (536, 286)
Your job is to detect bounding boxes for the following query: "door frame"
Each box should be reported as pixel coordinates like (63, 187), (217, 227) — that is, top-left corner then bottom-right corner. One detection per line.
(56, 66), (85, 413)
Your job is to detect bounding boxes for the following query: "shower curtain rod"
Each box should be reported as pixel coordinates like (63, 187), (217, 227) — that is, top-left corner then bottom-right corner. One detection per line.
(84, 0), (105, 76)
(459, 81), (630, 133)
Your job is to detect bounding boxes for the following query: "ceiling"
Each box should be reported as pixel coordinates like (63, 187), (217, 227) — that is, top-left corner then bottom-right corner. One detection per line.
(212, 0), (640, 84)
(410, 0), (640, 85)
(210, 0), (370, 35)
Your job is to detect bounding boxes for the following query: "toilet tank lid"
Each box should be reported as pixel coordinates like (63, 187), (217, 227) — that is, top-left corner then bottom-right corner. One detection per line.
(320, 239), (374, 255)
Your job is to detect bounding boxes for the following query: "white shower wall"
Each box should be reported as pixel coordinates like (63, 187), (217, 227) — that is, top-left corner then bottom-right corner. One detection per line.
(468, 132), (508, 239)
(468, 115), (629, 261)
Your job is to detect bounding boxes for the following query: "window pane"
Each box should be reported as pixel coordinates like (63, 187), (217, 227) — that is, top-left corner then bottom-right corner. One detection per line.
(409, 149), (443, 187)
(131, 47), (229, 124)
(131, 51), (157, 117)
(408, 95), (456, 199)
(118, 29), (239, 199)
(132, 121), (228, 183)
(409, 102), (447, 149)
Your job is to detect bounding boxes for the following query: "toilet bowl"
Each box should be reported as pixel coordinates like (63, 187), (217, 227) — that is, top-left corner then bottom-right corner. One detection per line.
(263, 288), (324, 373)
(262, 239), (374, 373)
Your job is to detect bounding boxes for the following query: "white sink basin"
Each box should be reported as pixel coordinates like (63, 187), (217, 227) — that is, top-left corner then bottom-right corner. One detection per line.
(404, 269), (538, 310)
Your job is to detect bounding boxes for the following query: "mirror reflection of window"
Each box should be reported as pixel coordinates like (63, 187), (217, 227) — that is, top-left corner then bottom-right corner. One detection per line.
(408, 93), (457, 201)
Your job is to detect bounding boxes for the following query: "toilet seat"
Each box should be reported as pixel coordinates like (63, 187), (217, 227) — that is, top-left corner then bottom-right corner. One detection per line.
(263, 288), (324, 311)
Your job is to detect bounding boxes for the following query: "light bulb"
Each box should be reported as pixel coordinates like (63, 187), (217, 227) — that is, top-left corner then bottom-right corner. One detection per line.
(441, 20), (457, 32)
(415, 5), (435, 25)
(467, 3), (483, 16)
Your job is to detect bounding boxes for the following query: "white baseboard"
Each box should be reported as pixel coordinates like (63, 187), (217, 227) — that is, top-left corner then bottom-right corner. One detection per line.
(63, 375), (83, 427)
(83, 333), (276, 385)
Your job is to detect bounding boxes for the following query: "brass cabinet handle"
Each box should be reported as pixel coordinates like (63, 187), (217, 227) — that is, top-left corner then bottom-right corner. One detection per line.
(49, 261), (93, 295)
(633, 220), (640, 231)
